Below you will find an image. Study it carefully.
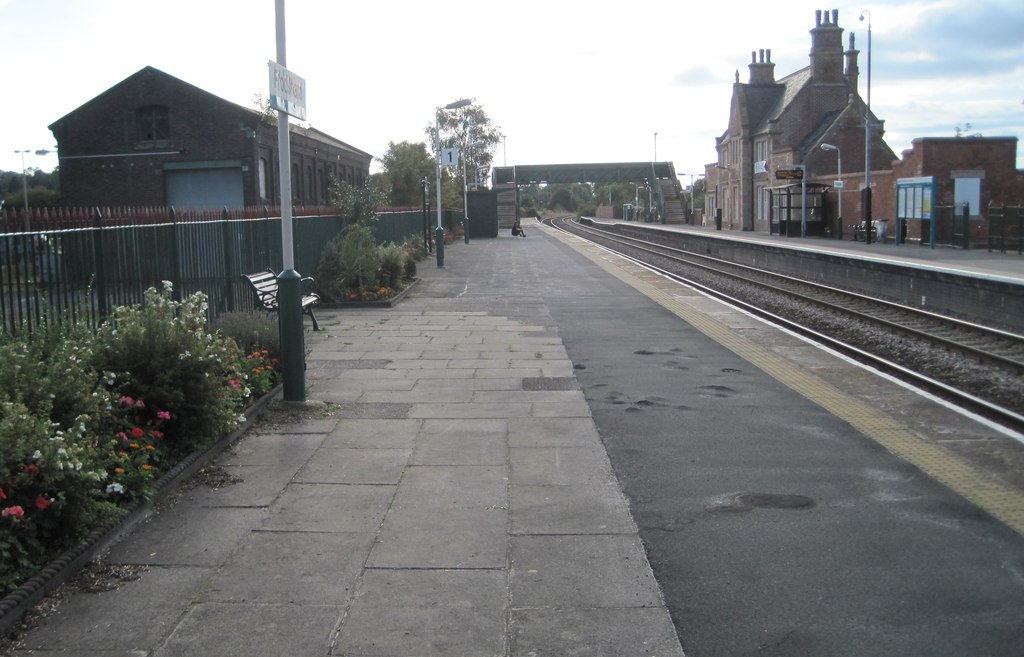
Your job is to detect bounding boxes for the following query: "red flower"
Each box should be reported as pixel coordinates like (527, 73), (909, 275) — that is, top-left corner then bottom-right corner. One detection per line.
(24, 464), (40, 476)
(130, 426), (145, 438)
(0, 488), (6, 500)
(35, 496), (50, 511)
(230, 379), (242, 389)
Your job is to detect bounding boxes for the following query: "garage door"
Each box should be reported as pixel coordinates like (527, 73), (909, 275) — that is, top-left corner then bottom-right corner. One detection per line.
(165, 168), (244, 209)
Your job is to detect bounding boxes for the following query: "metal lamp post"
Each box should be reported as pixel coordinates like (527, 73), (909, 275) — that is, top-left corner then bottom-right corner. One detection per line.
(821, 143), (842, 238)
(421, 176), (430, 254)
(14, 149), (53, 233)
(860, 9), (873, 244)
(434, 98), (472, 267)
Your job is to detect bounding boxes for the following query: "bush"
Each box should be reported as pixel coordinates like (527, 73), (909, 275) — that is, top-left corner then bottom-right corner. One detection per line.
(378, 242), (407, 290)
(0, 285), (275, 599)
(91, 283), (246, 459)
(212, 311), (281, 357)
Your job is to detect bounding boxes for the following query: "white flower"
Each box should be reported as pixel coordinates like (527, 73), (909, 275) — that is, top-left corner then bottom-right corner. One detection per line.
(57, 448), (68, 458)
(31, 450), (42, 461)
(106, 483), (125, 495)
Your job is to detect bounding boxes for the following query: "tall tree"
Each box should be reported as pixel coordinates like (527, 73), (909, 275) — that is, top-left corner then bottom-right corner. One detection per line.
(376, 141), (435, 207)
(425, 100), (502, 207)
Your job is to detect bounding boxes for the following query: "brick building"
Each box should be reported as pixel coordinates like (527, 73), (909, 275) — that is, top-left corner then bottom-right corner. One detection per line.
(48, 66), (371, 209)
(891, 136), (1024, 244)
(705, 9), (898, 236)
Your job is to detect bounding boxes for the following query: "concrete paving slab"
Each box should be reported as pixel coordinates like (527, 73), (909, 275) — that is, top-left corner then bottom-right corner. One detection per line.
(510, 447), (616, 485)
(176, 464), (298, 508)
(214, 432), (323, 466)
(367, 507), (508, 569)
(294, 447), (410, 484)
(199, 531), (373, 604)
(390, 465), (507, 510)
(261, 482), (394, 533)
(152, 602), (341, 657)
(322, 418), (422, 448)
(337, 568), (506, 657)
(411, 433), (508, 466)
(510, 607), (685, 657)
(508, 417), (603, 447)
(19, 566), (211, 652)
(510, 535), (663, 608)
(105, 505), (266, 566)
(410, 401), (533, 419)
(510, 483), (637, 535)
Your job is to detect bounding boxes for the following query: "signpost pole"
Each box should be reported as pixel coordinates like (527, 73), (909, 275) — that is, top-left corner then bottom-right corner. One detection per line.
(273, 0), (305, 402)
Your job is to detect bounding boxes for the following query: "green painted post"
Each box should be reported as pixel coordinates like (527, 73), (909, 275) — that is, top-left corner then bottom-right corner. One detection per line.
(435, 226), (445, 267)
(277, 269), (305, 401)
(463, 219), (469, 244)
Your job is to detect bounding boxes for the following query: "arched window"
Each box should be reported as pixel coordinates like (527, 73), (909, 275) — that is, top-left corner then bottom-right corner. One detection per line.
(136, 105), (170, 144)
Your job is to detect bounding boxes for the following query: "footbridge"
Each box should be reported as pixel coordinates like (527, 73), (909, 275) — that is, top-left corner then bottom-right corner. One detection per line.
(490, 162), (688, 226)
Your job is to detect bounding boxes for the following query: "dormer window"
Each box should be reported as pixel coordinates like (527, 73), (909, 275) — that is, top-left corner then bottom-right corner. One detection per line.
(136, 105), (170, 145)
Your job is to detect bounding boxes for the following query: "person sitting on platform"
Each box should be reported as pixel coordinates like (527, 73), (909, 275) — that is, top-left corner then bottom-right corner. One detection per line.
(512, 219), (526, 238)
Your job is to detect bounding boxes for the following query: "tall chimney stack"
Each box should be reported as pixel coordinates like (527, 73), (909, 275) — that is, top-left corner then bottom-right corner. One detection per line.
(809, 8), (845, 82)
(748, 48), (776, 85)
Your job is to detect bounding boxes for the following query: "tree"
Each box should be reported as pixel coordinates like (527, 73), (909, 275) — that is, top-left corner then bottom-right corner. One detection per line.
(425, 101), (502, 207)
(376, 141), (435, 207)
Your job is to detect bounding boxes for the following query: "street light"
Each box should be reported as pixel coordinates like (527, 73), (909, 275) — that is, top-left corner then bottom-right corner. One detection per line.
(654, 132), (658, 162)
(434, 98), (472, 267)
(860, 9), (873, 244)
(14, 149), (54, 233)
(820, 143), (842, 238)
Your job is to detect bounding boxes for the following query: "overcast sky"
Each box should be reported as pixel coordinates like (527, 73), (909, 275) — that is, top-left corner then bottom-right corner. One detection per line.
(2, 0), (1022, 182)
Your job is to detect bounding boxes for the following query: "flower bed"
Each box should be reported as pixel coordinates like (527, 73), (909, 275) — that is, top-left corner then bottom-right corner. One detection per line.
(0, 284), (280, 623)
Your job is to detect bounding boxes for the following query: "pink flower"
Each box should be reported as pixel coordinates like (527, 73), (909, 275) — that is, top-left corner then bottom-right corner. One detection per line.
(229, 379), (242, 389)
(35, 496), (50, 511)
(157, 410), (171, 421)
(119, 395), (135, 406)
(117, 432), (129, 442)
(2, 506), (25, 519)
(135, 400), (146, 409)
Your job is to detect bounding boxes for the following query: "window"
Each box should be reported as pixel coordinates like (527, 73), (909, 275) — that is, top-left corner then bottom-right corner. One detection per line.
(136, 105), (170, 144)
(259, 158), (268, 200)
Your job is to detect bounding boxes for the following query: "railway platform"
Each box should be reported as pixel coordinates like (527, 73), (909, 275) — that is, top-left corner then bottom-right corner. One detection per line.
(5, 218), (1023, 656)
(598, 218), (1024, 284)
(590, 218), (1024, 329)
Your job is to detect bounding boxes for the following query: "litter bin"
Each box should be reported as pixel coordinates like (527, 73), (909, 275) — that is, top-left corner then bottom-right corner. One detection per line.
(876, 219), (888, 243)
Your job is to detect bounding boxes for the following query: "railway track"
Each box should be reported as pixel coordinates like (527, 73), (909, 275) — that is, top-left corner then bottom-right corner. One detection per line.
(547, 216), (1024, 431)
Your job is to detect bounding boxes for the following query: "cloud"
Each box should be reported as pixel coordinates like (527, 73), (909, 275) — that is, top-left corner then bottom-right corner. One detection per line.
(672, 66), (726, 88)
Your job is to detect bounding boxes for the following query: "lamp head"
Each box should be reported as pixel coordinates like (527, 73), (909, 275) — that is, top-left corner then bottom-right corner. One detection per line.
(820, 143), (838, 151)
(444, 99), (472, 110)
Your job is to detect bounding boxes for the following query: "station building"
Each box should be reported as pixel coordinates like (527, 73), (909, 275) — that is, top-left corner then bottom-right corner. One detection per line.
(705, 9), (1023, 245)
(48, 66), (371, 209)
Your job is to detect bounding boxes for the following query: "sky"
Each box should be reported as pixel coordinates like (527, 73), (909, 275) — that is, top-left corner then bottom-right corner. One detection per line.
(2, 0), (1022, 181)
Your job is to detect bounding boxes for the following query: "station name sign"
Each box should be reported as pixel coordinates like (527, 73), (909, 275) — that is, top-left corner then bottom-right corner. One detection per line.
(775, 168), (804, 180)
(268, 61), (307, 121)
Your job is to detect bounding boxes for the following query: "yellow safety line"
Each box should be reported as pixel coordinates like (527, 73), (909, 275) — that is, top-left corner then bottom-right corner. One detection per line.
(542, 223), (1024, 534)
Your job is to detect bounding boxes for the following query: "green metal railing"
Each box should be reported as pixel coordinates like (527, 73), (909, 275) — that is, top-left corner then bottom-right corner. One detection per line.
(0, 207), (431, 334)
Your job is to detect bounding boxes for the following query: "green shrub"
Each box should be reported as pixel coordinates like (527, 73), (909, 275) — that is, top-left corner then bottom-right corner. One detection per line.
(378, 242), (407, 290)
(212, 311), (281, 357)
(0, 398), (125, 596)
(91, 283), (246, 458)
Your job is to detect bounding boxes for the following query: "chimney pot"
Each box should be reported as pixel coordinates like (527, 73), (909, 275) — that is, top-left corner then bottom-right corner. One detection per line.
(767, 48), (772, 62)
(832, 9), (839, 25)
(816, 9), (822, 26)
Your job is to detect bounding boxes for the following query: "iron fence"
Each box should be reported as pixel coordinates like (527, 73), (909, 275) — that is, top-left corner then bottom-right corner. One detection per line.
(0, 205), (444, 334)
(987, 204), (1023, 255)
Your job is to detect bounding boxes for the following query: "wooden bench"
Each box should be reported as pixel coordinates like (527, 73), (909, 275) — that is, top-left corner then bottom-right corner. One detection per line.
(242, 269), (321, 331)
